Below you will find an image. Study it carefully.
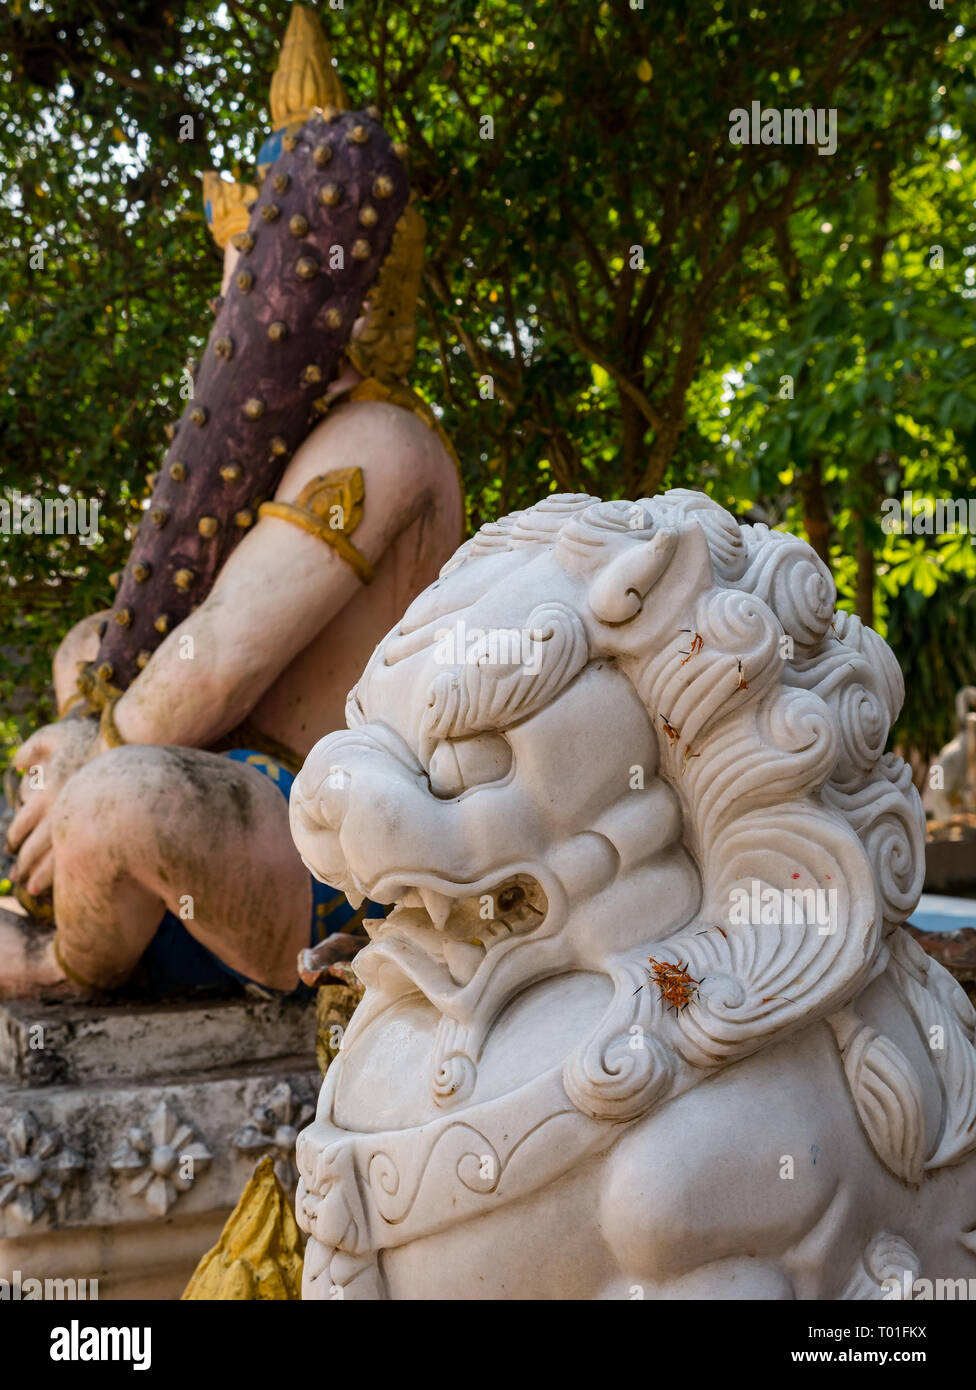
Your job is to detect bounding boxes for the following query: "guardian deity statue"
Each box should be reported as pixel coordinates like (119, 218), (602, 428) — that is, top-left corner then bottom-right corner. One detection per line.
(3, 6), (462, 1001)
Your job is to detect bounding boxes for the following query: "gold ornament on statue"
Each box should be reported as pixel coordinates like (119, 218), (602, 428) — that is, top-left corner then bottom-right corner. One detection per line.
(182, 1156), (304, 1301)
(347, 204), (426, 384)
(200, 171), (258, 251)
(202, 5), (350, 248)
(269, 4), (349, 134)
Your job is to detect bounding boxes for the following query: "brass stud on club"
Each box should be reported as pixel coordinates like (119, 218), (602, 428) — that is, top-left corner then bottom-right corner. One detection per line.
(348, 125), (369, 145)
(220, 463), (242, 483)
(319, 183), (341, 207)
(373, 174), (394, 199)
(97, 661), (114, 682)
(393, 141), (408, 160)
(302, 364), (323, 384)
(351, 239), (371, 261)
(231, 231), (255, 253)
(115, 607), (132, 627)
(268, 320), (288, 342)
(169, 461), (188, 481)
(325, 306), (342, 329)
(289, 214), (309, 237)
(261, 204), (281, 222)
(133, 561), (152, 582)
(190, 406), (208, 427)
(296, 256), (318, 280)
(174, 568), (195, 591)
(213, 337), (234, 360)
(236, 269), (254, 293)
(273, 173), (290, 193)
(243, 398), (266, 420)
(136, 651), (151, 670)
(198, 516), (218, 538)
(322, 104), (339, 122)
(108, 571), (121, 590)
(311, 396), (329, 416)
(269, 436), (288, 457)
(151, 506), (169, 529)
(359, 205), (378, 228)
(366, 105), (381, 120)
(313, 144), (332, 167)
(154, 614), (170, 634)
(235, 509), (255, 529)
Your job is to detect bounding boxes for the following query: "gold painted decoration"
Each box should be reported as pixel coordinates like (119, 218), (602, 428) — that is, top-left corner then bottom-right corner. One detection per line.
(201, 171), (259, 251)
(316, 978), (366, 1076)
(182, 1155), (304, 1300)
(269, 4), (349, 131)
(347, 205), (426, 384)
(99, 695), (127, 748)
(13, 883), (54, 923)
(259, 466), (374, 584)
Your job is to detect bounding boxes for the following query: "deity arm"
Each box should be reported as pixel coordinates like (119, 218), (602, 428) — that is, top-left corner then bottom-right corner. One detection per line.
(111, 399), (438, 750)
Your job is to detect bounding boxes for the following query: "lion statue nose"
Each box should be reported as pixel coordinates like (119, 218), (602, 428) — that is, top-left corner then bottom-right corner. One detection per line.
(290, 734), (358, 886)
(293, 764), (350, 835)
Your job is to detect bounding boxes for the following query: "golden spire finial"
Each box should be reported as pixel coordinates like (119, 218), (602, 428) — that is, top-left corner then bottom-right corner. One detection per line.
(269, 5), (349, 130)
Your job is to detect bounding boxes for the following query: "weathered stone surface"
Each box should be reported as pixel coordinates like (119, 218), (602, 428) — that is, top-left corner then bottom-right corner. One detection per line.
(0, 993), (314, 1087)
(0, 993), (317, 1298)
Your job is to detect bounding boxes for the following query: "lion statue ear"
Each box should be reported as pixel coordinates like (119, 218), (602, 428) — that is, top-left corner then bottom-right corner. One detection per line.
(586, 521), (713, 626)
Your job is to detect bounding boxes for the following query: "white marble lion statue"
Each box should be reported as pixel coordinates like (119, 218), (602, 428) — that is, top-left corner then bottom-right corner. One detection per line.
(289, 491), (976, 1300)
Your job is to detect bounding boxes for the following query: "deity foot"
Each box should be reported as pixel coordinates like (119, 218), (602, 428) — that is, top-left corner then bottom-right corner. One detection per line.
(0, 906), (87, 1000)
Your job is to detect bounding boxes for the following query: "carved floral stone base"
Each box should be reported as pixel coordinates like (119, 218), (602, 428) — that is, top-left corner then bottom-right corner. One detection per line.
(0, 993), (317, 1299)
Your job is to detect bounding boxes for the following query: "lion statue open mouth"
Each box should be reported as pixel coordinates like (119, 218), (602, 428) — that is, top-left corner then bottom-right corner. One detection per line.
(290, 491), (976, 1300)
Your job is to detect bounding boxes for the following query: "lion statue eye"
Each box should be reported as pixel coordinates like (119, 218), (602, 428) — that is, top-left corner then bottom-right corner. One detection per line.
(428, 733), (512, 799)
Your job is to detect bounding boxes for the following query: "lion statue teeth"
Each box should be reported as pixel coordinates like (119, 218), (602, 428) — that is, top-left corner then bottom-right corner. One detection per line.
(290, 490), (976, 1300)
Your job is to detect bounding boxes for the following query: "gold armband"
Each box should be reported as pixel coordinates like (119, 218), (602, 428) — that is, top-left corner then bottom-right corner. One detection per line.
(258, 467), (375, 585)
(13, 883), (54, 923)
(76, 661), (122, 714)
(99, 694), (127, 748)
(60, 690), (91, 718)
(53, 933), (99, 990)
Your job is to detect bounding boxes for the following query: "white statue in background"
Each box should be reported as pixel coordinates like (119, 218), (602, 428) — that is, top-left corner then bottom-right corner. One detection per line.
(290, 491), (976, 1300)
(923, 685), (976, 821)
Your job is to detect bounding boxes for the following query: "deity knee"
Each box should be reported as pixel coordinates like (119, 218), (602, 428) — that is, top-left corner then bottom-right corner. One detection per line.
(52, 746), (154, 860)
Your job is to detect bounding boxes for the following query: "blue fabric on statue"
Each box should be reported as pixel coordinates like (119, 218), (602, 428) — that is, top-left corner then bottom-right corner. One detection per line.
(135, 748), (386, 998)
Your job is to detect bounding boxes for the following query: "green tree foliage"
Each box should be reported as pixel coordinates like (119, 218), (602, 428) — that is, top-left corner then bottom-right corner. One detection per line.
(719, 24), (976, 751)
(1, 0), (974, 759)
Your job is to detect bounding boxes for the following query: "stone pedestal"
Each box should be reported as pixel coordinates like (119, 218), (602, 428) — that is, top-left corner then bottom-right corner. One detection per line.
(0, 993), (318, 1299)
